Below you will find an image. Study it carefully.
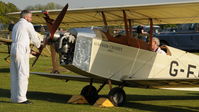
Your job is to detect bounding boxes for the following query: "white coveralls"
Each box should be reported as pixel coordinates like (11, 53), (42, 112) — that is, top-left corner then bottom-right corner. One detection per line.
(10, 18), (41, 103)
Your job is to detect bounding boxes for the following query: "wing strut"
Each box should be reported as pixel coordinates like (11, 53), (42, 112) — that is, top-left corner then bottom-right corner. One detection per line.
(101, 11), (127, 45)
(128, 19), (132, 38)
(123, 10), (130, 38)
(101, 11), (109, 32)
(149, 18), (153, 50)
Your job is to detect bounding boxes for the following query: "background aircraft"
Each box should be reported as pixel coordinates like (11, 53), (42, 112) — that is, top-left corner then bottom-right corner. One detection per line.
(0, 34), (50, 62)
(8, 1), (199, 106)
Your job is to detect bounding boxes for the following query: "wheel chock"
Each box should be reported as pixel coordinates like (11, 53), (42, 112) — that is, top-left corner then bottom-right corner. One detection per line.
(93, 97), (114, 107)
(67, 95), (88, 104)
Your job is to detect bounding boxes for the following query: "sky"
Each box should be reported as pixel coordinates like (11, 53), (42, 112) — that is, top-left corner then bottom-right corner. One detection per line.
(2, 0), (198, 10)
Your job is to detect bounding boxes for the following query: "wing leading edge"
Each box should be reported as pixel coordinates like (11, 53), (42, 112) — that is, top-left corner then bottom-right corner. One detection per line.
(31, 72), (109, 83)
(31, 72), (199, 89)
(31, 72), (91, 82)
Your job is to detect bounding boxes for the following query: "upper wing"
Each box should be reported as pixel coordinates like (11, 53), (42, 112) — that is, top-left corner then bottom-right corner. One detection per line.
(8, 1), (199, 28)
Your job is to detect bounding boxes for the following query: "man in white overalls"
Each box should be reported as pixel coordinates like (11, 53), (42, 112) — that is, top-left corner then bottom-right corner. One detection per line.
(10, 10), (41, 104)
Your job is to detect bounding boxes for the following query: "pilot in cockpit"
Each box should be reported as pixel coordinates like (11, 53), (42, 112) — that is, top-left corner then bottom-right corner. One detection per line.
(151, 37), (166, 55)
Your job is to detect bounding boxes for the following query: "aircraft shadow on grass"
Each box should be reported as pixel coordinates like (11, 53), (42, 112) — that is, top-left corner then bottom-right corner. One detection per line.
(125, 102), (199, 112)
(0, 51), (9, 53)
(0, 88), (71, 104)
(1, 88), (199, 112)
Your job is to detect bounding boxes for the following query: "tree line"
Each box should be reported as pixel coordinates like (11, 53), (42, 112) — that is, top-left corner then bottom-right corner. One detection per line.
(0, 1), (19, 24)
(0, 1), (63, 24)
(25, 2), (63, 10)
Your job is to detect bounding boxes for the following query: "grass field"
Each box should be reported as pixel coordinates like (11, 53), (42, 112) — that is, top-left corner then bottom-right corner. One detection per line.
(1, 44), (199, 112)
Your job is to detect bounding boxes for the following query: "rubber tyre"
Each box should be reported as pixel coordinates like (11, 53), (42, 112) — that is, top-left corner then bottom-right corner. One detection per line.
(108, 87), (126, 106)
(80, 85), (99, 105)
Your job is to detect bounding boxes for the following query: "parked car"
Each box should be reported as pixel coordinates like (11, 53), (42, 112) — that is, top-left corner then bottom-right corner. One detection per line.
(155, 23), (199, 51)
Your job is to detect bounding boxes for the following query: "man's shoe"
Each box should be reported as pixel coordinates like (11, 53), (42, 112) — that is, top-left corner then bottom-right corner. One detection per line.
(19, 100), (32, 104)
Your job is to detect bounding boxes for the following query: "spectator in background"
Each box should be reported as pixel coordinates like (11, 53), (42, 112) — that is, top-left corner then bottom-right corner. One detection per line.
(137, 25), (148, 41)
(8, 21), (14, 32)
(7, 21), (15, 39)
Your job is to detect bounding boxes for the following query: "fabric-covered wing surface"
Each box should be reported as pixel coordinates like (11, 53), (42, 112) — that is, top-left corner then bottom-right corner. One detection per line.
(31, 72), (199, 88)
(8, 1), (199, 28)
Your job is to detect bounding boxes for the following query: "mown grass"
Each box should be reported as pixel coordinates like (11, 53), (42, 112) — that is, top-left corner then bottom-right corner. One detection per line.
(1, 44), (199, 112)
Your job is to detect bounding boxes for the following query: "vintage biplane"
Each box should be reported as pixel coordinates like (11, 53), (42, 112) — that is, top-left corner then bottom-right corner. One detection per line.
(0, 37), (12, 62)
(8, 1), (199, 106)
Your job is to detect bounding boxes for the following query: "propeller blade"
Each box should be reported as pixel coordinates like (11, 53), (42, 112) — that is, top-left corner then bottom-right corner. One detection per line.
(31, 42), (46, 67)
(50, 3), (68, 39)
(43, 12), (54, 32)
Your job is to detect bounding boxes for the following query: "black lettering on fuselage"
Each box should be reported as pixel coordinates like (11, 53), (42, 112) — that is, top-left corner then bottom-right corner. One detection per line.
(187, 64), (196, 78)
(169, 61), (179, 77)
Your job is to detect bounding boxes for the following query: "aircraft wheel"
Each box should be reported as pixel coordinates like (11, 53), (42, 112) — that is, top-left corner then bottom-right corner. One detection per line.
(108, 87), (126, 106)
(80, 85), (99, 105)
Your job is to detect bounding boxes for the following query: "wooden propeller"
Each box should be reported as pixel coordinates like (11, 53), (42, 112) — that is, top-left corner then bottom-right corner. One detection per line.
(32, 4), (69, 73)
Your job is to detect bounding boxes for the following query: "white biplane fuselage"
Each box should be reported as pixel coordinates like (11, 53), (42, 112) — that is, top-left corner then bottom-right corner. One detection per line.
(60, 32), (199, 88)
